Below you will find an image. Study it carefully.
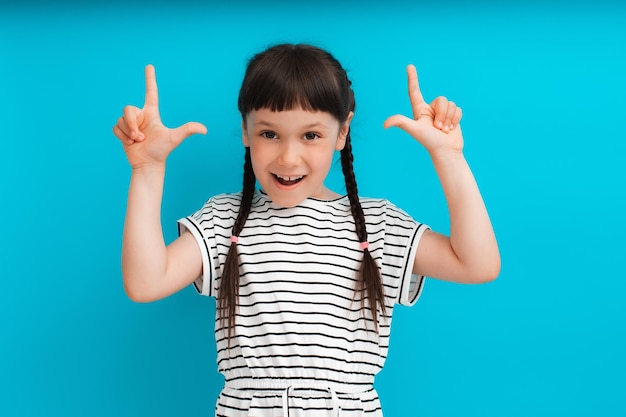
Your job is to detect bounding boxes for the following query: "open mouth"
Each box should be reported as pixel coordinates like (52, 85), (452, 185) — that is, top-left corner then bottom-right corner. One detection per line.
(274, 174), (305, 186)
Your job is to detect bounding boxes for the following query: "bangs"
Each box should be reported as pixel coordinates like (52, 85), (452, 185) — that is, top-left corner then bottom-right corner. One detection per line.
(238, 45), (346, 121)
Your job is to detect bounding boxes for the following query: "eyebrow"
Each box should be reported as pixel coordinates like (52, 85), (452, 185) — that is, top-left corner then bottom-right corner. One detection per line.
(255, 120), (328, 129)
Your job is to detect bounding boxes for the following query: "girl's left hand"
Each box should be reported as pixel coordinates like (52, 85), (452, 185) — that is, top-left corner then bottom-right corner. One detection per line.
(384, 65), (463, 156)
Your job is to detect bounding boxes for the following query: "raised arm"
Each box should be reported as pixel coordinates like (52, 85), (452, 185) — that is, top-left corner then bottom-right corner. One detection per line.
(384, 65), (500, 283)
(113, 65), (207, 301)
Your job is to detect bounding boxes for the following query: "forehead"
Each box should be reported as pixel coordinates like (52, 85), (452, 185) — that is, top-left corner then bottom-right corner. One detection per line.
(247, 107), (340, 130)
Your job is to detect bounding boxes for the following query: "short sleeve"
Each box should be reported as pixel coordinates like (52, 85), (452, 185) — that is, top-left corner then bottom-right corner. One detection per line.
(396, 223), (429, 306)
(376, 201), (430, 307)
(177, 199), (219, 297)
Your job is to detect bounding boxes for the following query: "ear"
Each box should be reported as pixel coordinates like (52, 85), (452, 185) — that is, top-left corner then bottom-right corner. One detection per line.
(241, 119), (250, 147)
(335, 111), (354, 151)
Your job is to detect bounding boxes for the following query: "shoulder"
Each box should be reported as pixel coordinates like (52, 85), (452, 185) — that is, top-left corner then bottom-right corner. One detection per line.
(195, 190), (272, 217)
(206, 192), (243, 207)
(187, 192), (243, 223)
(359, 197), (416, 223)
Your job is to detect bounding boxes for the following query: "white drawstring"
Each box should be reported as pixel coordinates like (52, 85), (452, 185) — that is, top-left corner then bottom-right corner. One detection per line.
(329, 387), (341, 416)
(281, 386), (292, 417)
(281, 385), (341, 417)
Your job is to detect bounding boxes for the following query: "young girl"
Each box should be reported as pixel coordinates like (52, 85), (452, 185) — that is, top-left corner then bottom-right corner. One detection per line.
(113, 44), (500, 417)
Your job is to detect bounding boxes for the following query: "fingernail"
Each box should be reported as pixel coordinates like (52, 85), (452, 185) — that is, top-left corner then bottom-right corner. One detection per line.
(437, 121), (443, 128)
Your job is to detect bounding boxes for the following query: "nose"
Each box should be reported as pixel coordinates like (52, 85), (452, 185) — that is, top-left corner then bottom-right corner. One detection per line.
(277, 139), (301, 167)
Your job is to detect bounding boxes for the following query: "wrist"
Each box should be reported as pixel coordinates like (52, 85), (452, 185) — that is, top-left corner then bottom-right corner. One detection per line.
(131, 162), (166, 177)
(429, 149), (465, 165)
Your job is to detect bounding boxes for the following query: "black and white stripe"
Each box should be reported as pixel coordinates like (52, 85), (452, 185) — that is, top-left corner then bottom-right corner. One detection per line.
(178, 191), (428, 417)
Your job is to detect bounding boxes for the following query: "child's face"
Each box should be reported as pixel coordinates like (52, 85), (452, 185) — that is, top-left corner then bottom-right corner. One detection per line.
(243, 107), (352, 208)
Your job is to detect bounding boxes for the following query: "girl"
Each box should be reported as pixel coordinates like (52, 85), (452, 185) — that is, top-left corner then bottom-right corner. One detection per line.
(113, 44), (500, 417)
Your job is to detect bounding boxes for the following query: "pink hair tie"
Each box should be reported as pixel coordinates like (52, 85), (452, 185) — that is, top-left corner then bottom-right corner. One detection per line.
(360, 241), (369, 250)
(230, 236), (239, 243)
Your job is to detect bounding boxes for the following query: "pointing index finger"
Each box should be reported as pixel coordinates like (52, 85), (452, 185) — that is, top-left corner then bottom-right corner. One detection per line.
(144, 64), (159, 108)
(407, 64), (426, 119)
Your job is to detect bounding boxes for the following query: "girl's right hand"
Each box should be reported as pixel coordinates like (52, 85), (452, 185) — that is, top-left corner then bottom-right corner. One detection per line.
(113, 65), (207, 170)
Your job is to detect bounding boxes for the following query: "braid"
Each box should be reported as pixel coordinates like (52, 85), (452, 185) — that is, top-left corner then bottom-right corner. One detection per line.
(340, 135), (367, 241)
(340, 134), (386, 329)
(218, 147), (256, 345)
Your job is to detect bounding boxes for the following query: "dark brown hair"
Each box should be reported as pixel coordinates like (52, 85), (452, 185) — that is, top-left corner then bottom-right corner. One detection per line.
(218, 43), (385, 342)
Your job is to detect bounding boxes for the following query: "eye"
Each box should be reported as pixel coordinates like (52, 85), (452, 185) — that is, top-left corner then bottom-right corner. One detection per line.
(260, 131), (277, 139)
(304, 132), (320, 141)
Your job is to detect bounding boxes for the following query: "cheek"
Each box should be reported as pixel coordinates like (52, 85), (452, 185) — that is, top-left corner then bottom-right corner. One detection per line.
(248, 143), (278, 180)
(249, 142), (268, 165)
(311, 147), (336, 172)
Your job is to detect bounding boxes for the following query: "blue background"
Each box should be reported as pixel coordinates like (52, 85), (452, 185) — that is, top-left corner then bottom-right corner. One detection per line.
(1, 1), (625, 416)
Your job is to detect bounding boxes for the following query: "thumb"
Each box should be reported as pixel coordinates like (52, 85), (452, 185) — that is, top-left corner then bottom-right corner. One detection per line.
(383, 114), (413, 130)
(171, 121), (208, 145)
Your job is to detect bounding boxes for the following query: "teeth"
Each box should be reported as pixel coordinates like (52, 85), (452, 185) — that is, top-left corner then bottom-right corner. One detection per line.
(276, 174), (304, 181)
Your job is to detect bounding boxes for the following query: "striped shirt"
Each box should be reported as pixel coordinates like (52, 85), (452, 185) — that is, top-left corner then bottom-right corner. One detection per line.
(178, 191), (429, 417)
